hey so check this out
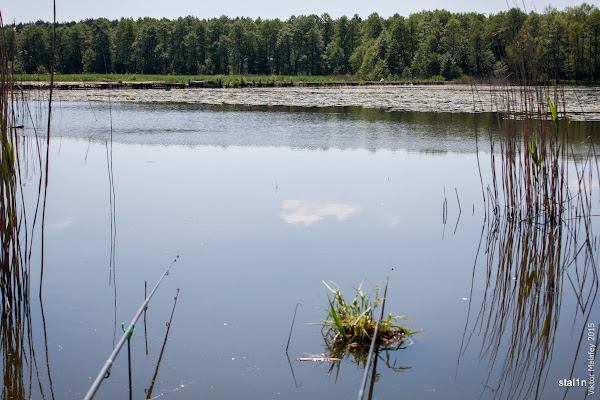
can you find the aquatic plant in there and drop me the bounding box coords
[1,15,34,400]
[1,12,25,314]
[320,281,413,347]
[0,12,57,399]
[310,280,414,392]
[463,36,599,399]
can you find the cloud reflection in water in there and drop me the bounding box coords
[47,216,74,234]
[281,200,360,226]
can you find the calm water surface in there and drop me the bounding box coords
[11,101,600,399]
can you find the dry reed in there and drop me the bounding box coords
[462,78,599,399]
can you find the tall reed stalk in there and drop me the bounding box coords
[0,14,28,315]
[0,13,56,400]
[1,14,32,400]
[462,52,599,398]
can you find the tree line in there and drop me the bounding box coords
[8,3,600,82]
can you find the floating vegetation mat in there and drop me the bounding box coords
[38,85,600,120]
[320,281,414,349]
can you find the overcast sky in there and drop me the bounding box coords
[1,0,594,24]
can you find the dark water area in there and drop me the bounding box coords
[6,102,600,399]
[45,101,492,153]
[41,101,597,156]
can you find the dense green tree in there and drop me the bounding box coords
[17,24,51,73]
[276,24,294,75]
[290,15,325,75]
[2,26,17,71]
[183,20,208,75]
[405,14,420,62]
[169,17,190,74]
[411,40,441,78]
[257,18,282,74]
[363,13,384,40]
[349,40,368,73]
[441,18,464,60]
[541,8,567,80]
[113,19,135,73]
[324,40,344,74]
[305,20,325,74]
[229,18,258,74]
[466,15,493,76]
[8,4,599,82]
[564,4,590,80]
[588,8,600,80]
[83,18,111,73]
[206,17,232,74]
[440,52,462,79]
[132,19,161,74]
[358,35,389,79]
[319,13,335,50]
[329,15,361,73]
[386,15,410,76]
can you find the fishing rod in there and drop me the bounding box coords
[357,276,389,400]
[83,256,179,400]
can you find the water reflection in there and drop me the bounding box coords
[1,300,56,399]
[10,98,600,399]
[290,333,411,399]
[46,216,74,233]
[321,335,411,378]
[21,101,600,157]
[281,200,361,226]
[1,303,30,400]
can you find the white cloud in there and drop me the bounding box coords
[281,200,360,226]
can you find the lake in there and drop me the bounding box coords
[6,92,600,400]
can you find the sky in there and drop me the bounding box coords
[1,0,596,24]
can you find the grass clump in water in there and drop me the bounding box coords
[320,281,414,348]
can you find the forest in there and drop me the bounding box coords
[6,3,600,82]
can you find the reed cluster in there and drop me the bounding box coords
[0,15,28,314]
[464,74,599,398]
[1,16,33,400]
[487,86,573,223]
[320,281,412,347]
